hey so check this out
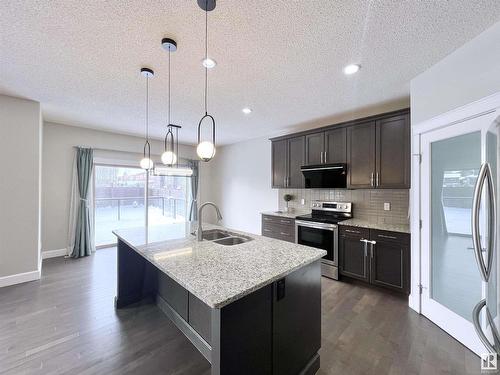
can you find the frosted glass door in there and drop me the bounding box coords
[430,132,482,320]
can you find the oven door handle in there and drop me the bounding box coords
[295,220,337,231]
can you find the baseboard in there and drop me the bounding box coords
[0,270,41,288]
[42,248,67,259]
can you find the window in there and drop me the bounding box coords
[94,164,191,247]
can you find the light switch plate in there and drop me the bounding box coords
[384,202,391,211]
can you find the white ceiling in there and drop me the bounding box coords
[1,1,499,145]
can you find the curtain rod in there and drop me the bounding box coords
[72,146,196,162]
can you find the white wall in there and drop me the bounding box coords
[42,122,200,253]
[411,21,500,124]
[0,95,42,282]
[205,137,278,234]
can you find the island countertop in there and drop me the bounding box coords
[113,223,326,309]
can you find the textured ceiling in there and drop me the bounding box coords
[1,1,499,145]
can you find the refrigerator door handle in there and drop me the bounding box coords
[472,163,495,282]
[473,299,499,354]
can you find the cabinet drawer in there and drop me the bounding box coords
[339,226,369,238]
[370,229,410,245]
[262,215,294,226]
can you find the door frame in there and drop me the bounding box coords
[411,92,500,354]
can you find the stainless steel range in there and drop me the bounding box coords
[295,201,352,280]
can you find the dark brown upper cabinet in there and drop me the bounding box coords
[324,128,347,164]
[271,108,410,190]
[376,114,410,188]
[272,136,304,188]
[272,139,287,188]
[305,132,324,165]
[287,136,305,188]
[305,128,347,166]
[347,122,376,188]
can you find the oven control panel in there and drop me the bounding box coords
[311,201,352,213]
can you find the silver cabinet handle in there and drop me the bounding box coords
[378,234,397,240]
[370,173,375,187]
[359,238,368,243]
[472,163,495,282]
[320,151,324,164]
[324,151,328,163]
[376,172,380,187]
[472,299,498,353]
[283,177,286,187]
[346,229,361,234]
[360,239,368,257]
[280,220,290,224]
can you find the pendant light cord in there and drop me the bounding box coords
[204,1,208,115]
[146,74,149,142]
[168,47,171,126]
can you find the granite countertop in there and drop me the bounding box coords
[260,210,309,219]
[338,219,410,234]
[113,223,326,309]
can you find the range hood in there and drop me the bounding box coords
[301,163,347,189]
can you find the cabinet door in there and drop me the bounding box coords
[272,139,287,188]
[370,241,409,293]
[376,114,410,188]
[305,132,324,165]
[287,136,305,188]
[347,122,376,188]
[339,235,369,282]
[324,127,346,164]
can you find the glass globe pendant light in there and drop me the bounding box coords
[140,67,154,170]
[161,38,179,166]
[196,0,217,162]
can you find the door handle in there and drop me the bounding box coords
[472,299,498,353]
[472,163,495,282]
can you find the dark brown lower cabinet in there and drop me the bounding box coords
[338,228,369,283]
[339,226,410,294]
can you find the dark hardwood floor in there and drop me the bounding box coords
[0,248,480,375]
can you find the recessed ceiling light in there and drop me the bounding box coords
[202,58,217,69]
[242,107,252,114]
[343,64,361,75]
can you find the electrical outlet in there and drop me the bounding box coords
[384,202,391,211]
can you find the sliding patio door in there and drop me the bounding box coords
[94,164,191,247]
[94,165,147,247]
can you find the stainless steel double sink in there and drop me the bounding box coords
[201,229,253,246]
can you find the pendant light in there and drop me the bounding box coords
[140,67,154,170]
[196,0,217,162]
[161,38,178,166]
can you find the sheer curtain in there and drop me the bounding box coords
[68,147,95,258]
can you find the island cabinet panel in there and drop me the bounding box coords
[347,121,377,189]
[272,139,287,188]
[261,214,295,243]
[158,273,189,320]
[324,127,347,164]
[376,114,410,188]
[305,132,324,165]
[273,260,321,375]
[339,226,410,294]
[189,293,212,344]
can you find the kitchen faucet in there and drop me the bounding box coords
[197,202,223,241]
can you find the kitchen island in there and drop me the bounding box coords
[113,223,326,375]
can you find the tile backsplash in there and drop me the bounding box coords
[278,189,409,225]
